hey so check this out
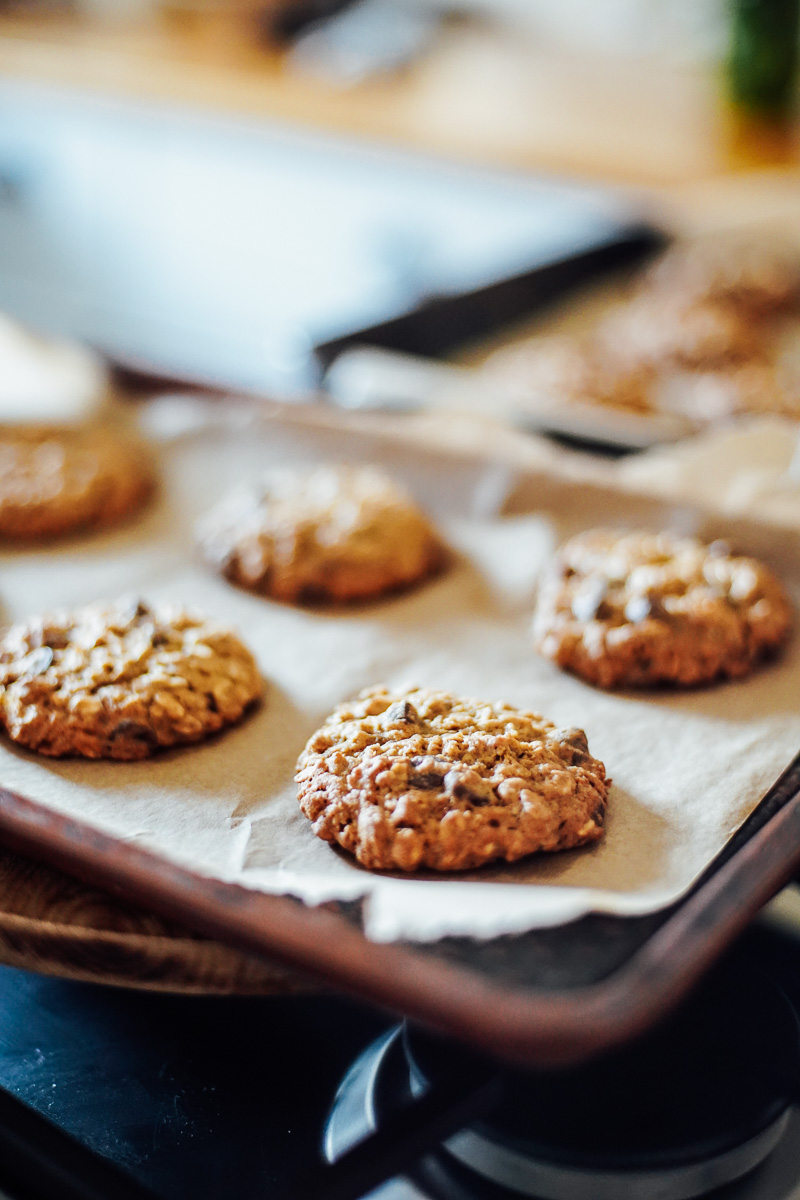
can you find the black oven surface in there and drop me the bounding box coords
[0,912,799,1200]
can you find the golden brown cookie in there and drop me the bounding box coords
[533,530,791,689]
[643,237,800,318]
[665,360,800,423]
[0,597,261,759]
[296,685,608,871]
[597,293,763,370]
[0,425,153,539]
[485,334,658,414]
[196,465,445,604]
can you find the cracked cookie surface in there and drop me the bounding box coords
[196,465,445,604]
[533,530,792,689]
[0,425,154,539]
[0,598,261,759]
[296,686,608,871]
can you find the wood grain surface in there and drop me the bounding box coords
[0,844,313,994]
[0,11,796,186]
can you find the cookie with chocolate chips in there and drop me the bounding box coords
[533,530,792,689]
[0,425,154,540]
[596,291,763,370]
[296,685,608,871]
[0,597,261,759]
[484,334,659,415]
[642,237,800,318]
[196,464,445,604]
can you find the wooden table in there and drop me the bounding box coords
[0,8,798,196]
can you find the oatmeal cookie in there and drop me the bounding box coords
[533,530,791,689]
[196,465,445,604]
[485,335,658,414]
[663,360,800,423]
[643,238,800,317]
[0,597,261,759]
[296,685,608,871]
[0,425,153,539]
[597,293,763,370]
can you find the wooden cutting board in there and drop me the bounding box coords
[0,845,314,994]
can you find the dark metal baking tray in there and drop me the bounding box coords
[0,443,797,1071]
[0,752,797,1070]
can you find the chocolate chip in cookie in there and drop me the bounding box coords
[195,464,445,604]
[533,529,791,688]
[0,597,261,759]
[296,685,609,871]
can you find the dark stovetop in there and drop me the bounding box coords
[0,970,390,1199]
[0,912,799,1200]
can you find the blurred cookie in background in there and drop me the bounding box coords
[641,235,800,319]
[0,313,155,539]
[0,425,155,540]
[196,463,446,604]
[481,235,800,436]
[656,357,800,425]
[595,291,764,371]
[484,334,659,416]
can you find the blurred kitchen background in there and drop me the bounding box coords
[0,0,800,491]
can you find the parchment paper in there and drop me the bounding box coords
[1,396,799,943]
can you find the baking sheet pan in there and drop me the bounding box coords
[0,398,799,1062]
